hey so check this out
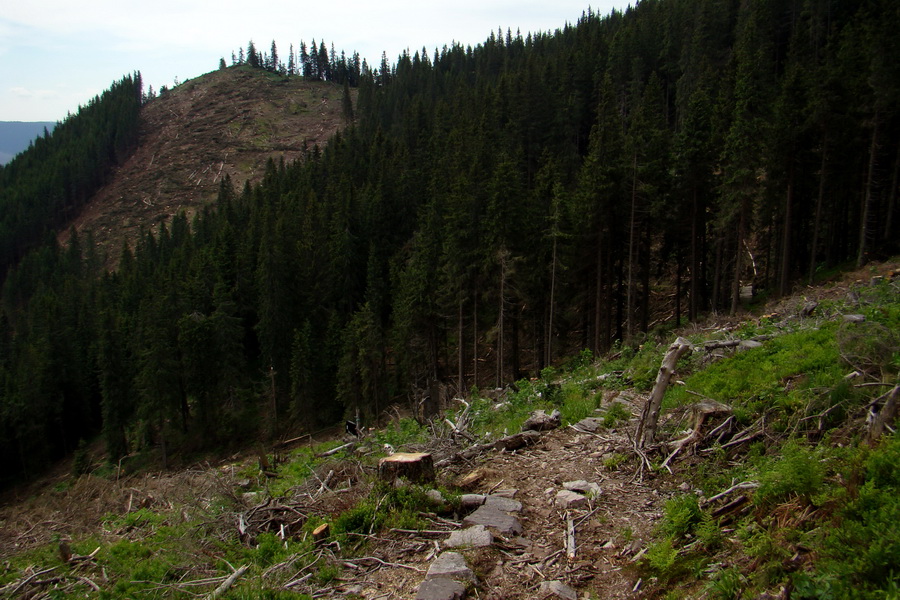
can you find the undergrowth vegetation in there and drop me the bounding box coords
[636,277,900,599]
[1,276,897,598]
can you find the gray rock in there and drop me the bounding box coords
[462,505,524,536]
[572,417,603,433]
[426,552,476,582]
[563,480,601,497]
[843,314,866,323]
[460,494,487,509]
[444,524,494,548]
[555,489,588,509]
[427,489,446,505]
[522,409,562,432]
[539,580,578,600]
[416,577,467,600]
[738,339,763,351]
[484,495,523,513]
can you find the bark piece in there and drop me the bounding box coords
[378,452,435,484]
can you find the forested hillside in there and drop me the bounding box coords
[1,0,898,486]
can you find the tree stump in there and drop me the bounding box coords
[378,452,435,484]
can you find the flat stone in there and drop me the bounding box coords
[443,524,494,548]
[484,495,523,512]
[460,494,487,509]
[555,489,588,509]
[416,577,467,600]
[843,314,866,323]
[572,417,603,433]
[426,552,476,582]
[563,480,602,497]
[491,488,519,498]
[462,505,523,536]
[539,580,578,600]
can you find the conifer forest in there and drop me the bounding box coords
[0,0,898,486]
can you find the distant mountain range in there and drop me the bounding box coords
[0,121,57,165]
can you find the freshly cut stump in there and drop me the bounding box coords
[378,452,435,483]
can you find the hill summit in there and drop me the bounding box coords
[63,67,351,265]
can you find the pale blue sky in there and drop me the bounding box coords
[0,1,626,122]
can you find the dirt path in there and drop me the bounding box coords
[334,403,682,600]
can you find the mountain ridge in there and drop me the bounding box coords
[0,121,56,165]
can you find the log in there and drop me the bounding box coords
[378,452,435,483]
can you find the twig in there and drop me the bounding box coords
[79,576,100,592]
[343,557,425,572]
[9,567,58,596]
[566,515,577,560]
[284,573,313,588]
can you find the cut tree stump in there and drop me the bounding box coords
[378,452,435,484]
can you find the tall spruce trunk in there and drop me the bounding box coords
[779,174,794,297]
[858,114,879,268]
[730,198,748,316]
[809,135,828,284]
[626,154,638,340]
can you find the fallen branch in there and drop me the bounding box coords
[207,564,249,599]
[317,442,354,458]
[702,481,759,506]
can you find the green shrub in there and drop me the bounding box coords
[645,537,679,576]
[602,402,631,427]
[660,494,702,539]
[755,441,824,506]
[706,567,746,600]
[794,435,900,599]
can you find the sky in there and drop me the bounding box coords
[0,0,627,122]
